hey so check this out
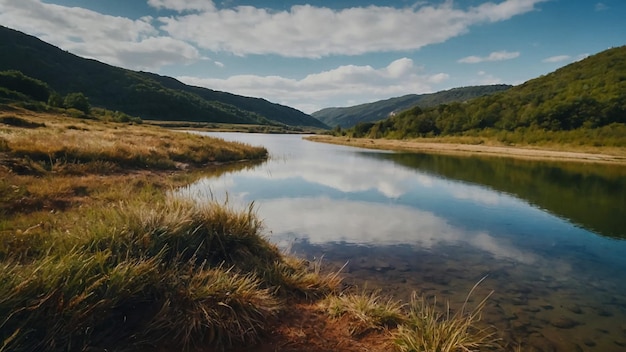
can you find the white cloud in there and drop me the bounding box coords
[458,50,520,64]
[595,2,608,11]
[147,0,216,12]
[0,0,545,109]
[575,53,590,61]
[475,71,503,84]
[0,0,203,70]
[158,0,547,58]
[258,197,538,264]
[177,58,449,113]
[542,55,571,63]
[542,53,589,64]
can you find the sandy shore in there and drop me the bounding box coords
[305,135,626,165]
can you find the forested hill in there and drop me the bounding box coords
[350,46,626,139]
[0,26,327,128]
[312,85,511,128]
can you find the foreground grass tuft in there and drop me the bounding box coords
[393,279,498,352]
[0,195,336,351]
[321,289,405,336]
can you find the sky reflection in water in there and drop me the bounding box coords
[181,133,625,269]
[180,132,626,350]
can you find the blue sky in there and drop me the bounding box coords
[0,0,624,113]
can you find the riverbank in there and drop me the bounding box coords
[305,135,626,165]
[0,106,519,351]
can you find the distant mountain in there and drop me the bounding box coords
[351,46,626,139]
[0,26,327,128]
[312,85,511,128]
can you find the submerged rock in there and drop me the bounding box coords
[550,316,580,329]
[582,338,596,347]
[565,304,583,314]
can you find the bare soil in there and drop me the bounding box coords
[233,302,392,352]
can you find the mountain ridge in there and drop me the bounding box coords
[312,85,512,128]
[344,45,626,140]
[0,26,328,128]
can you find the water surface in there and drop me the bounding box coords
[181,133,626,351]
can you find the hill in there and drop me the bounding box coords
[0,26,327,128]
[348,46,626,139]
[312,85,511,128]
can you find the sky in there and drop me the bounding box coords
[0,0,624,114]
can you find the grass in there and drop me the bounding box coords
[319,278,499,351]
[0,193,342,351]
[319,124,626,159]
[0,105,268,217]
[0,104,343,351]
[321,289,405,336]
[3,118,267,170]
[393,278,498,352]
[1,104,509,351]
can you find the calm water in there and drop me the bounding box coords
[181,133,626,352]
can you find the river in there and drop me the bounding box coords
[180,132,626,352]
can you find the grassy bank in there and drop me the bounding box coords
[0,195,343,351]
[1,105,515,351]
[306,135,626,165]
[0,105,342,351]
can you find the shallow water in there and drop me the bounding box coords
[181,133,626,351]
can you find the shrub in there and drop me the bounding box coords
[63,92,91,114]
[0,70,50,102]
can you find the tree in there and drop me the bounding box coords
[47,91,63,107]
[63,92,91,114]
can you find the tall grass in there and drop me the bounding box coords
[0,194,338,351]
[1,109,267,172]
[393,278,498,352]
[322,289,405,336]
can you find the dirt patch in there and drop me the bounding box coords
[233,302,392,352]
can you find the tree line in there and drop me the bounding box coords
[336,46,626,145]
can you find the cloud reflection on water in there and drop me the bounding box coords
[203,193,537,265]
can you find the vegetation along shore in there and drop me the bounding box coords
[305,135,626,165]
[1,79,514,351]
[315,46,626,165]
[1,27,624,352]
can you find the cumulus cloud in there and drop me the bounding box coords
[542,55,571,63]
[0,0,546,110]
[542,53,589,64]
[177,58,449,113]
[0,0,203,70]
[148,0,216,12]
[157,0,547,58]
[458,50,520,63]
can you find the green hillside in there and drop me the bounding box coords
[312,85,511,128]
[0,26,327,128]
[348,46,626,140]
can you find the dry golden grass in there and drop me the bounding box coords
[0,106,347,351]
[321,289,405,336]
[0,106,267,219]
[1,109,266,171]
